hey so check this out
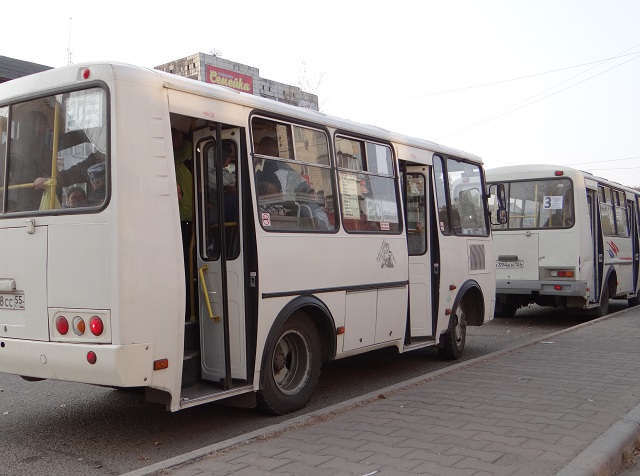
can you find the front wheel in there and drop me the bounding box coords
[438,306,467,360]
[257,314,322,415]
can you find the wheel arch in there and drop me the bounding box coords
[260,295,337,384]
[452,279,485,327]
[603,265,617,297]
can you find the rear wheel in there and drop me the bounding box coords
[257,314,322,415]
[495,302,517,318]
[438,305,467,360]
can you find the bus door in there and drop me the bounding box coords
[405,165,433,339]
[629,198,639,295]
[193,126,247,386]
[587,189,603,304]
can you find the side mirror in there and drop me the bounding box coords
[487,183,508,225]
[496,208,507,225]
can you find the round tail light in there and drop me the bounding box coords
[89,316,104,336]
[55,316,69,335]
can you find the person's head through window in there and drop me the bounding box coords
[87,162,106,203]
[66,187,88,208]
[256,136,279,157]
[222,142,237,191]
[22,110,49,140]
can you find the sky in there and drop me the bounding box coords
[5,0,640,185]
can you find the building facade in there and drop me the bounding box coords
[0,56,51,84]
[155,53,319,111]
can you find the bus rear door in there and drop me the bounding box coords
[194,126,248,387]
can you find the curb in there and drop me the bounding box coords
[121,309,631,476]
[556,403,640,476]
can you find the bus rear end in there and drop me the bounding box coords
[488,166,590,316]
[0,64,156,388]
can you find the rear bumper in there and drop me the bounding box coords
[496,279,588,297]
[0,338,153,387]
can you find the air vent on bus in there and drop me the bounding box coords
[469,244,486,271]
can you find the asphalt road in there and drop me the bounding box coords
[0,303,626,476]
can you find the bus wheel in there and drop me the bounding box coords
[628,296,639,307]
[438,306,467,360]
[495,302,517,318]
[257,314,322,415]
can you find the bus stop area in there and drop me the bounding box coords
[124,307,640,476]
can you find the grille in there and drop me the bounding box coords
[469,244,486,271]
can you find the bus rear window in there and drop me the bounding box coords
[492,178,574,230]
[0,87,108,215]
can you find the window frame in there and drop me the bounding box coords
[435,154,490,237]
[0,83,110,217]
[251,115,338,234]
[335,133,402,234]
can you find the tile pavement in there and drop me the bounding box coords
[124,307,640,476]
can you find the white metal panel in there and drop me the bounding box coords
[375,288,407,344]
[48,223,111,309]
[343,291,377,351]
[0,225,48,341]
[494,233,540,281]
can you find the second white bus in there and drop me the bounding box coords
[487,164,640,317]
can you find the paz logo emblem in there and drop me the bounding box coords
[377,240,396,269]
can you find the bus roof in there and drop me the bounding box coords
[0,61,484,164]
[486,164,636,193]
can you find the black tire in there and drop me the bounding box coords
[595,283,610,317]
[628,296,639,307]
[495,302,517,318]
[257,314,322,415]
[438,305,467,360]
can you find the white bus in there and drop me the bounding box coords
[487,164,640,317]
[0,62,504,413]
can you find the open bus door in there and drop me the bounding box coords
[192,125,248,388]
[630,197,639,302]
[587,189,603,305]
[404,164,435,340]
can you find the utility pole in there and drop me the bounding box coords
[67,18,73,65]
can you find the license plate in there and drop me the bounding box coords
[0,293,25,310]
[496,261,524,269]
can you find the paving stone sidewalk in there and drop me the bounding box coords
[126,308,640,476]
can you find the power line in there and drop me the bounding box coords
[437,50,640,140]
[372,51,640,105]
[565,156,640,166]
[586,166,640,171]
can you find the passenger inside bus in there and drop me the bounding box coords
[34,149,106,206]
[171,127,194,320]
[87,162,106,205]
[65,186,88,208]
[10,110,53,211]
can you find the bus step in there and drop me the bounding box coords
[184,320,200,353]
[182,351,200,388]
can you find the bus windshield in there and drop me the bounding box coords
[434,155,489,236]
[491,178,575,230]
[0,87,108,214]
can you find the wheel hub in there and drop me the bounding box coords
[273,344,287,373]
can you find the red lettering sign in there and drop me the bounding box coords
[205,65,254,94]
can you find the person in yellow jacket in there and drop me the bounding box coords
[171,127,194,319]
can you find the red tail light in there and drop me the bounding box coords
[56,316,69,335]
[89,316,104,336]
